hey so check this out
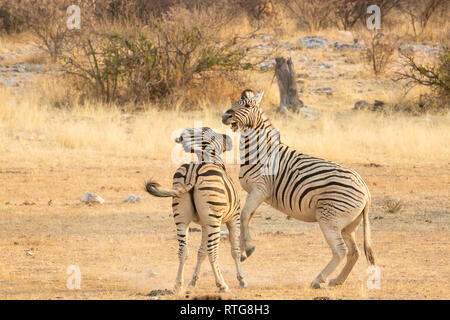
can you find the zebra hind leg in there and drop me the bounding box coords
[329,213,363,286]
[311,217,348,289]
[188,226,208,289]
[206,224,229,292]
[174,222,189,293]
[226,216,248,288]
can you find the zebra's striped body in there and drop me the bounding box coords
[145,127,246,292]
[222,90,375,288]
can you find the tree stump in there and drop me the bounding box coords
[275,57,303,113]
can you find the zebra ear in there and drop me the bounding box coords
[253,91,264,105]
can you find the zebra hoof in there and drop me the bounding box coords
[239,281,248,289]
[310,280,322,289]
[218,285,230,293]
[173,284,185,294]
[240,254,247,262]
[328,278,343,287]
[245,246,255,258]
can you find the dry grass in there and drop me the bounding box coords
[1,86,448,166]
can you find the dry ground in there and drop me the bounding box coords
[1,154,448,300]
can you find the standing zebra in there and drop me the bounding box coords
[145,127,247,293]
[221,89,375,289]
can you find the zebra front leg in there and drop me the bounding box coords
[226,216,248,288]
[240,190,266,261]
[311,219,347,289]
[206,224,229,292]
[188,226,208,288]
[174,223,189,293]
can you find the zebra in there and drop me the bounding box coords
[145,127,247,293]
[221,89,375,289]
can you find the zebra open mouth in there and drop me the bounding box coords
[230,121,238,132]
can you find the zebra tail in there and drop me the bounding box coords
[362,201,376,265]
[145,180,193,198]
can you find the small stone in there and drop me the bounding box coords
[315,87,333,95]
[298,36,329,49]
[124,194,141,203]
[80,192,104,204]
[300,107,320,120]
[147,270,158,277]
[319,62,334,69]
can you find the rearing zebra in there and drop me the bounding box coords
[145,127,247,293]
[221,89,375,289]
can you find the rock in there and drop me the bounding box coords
[24,63,44,73]
[398,42,439,54]
[319,62,333,69]
[315,87,333,95]
[353,100,385,112]
[261,34,273,41]
[332,40,362,51]
[353,100,372,110]
[258,59,276,71]
[147,270,158,277]
[298,36,329,49]
[300,107,320,120]
[0,78,19,87]
[80,192,104,204]
[374,100,385,107]
[124,194,141,203]
[276,100,305,116]
[147,289,173,297]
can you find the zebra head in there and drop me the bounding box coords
[222,89,264,132]
[175,127,232,163]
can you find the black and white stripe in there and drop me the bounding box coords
[145,127,246,292]
[222,89,375,289]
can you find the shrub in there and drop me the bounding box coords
[5,0,93,60]
[400,0,447,38]
[361,32,397,76]
[281,0,333,31]
[61,6,255,104]
[396,46,449,98]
